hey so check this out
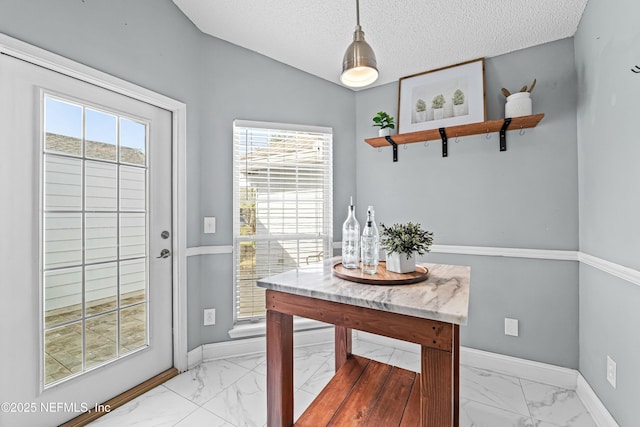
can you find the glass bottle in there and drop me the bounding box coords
[361,206,379,274]
[341,197,360,268]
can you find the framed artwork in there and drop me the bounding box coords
[398,58,486,133]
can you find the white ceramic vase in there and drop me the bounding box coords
[433,108,444,120]
[379,128,391,137]
[385,252,416,274]
[505,92,532,118]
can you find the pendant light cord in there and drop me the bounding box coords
[356,0,361,26]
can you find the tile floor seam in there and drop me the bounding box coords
[198,368,256,409]
[461,395,534,419]
[517,377,535,419]
[170,405,201,427]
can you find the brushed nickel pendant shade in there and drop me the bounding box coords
[340,0,378,88]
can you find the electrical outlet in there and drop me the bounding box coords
[504,318,519,336]
[204,308,216,326]
[606,355,617,388]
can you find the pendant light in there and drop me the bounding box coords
[340,0,378,88]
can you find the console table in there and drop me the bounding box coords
[258,260,470,427]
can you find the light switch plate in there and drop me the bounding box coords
[505,318,519,336]
[204,217,216,234]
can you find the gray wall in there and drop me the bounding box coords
[574,0,640,424]
[4,6,639,422]
[0,0,356,350]
[354,38,580,368]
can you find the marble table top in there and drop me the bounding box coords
[257,258,470,325]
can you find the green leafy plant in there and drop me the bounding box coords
[380,222,434,259]
[372,111,395,130]
[415,99,426,113]
[432,94,445,109]
[452,89,465,106]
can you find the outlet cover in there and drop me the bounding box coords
[204,308,216,326]
[505,318,519,336]
[606,355,617,388]
[204,217,216,234]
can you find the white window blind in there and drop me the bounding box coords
[233,120,333,321]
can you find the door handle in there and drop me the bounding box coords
[156,249,171,259]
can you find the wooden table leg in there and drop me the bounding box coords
[334,326,352,372]
[266,310,294,427]
[421,345,453,426]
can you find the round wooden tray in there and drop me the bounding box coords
[332,261,429,285]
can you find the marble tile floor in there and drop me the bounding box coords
[89,339,597,427]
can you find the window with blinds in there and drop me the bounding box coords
[233,120,333,321]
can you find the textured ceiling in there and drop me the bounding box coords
[172,0,588,90]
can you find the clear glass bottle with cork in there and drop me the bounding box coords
[361,206,379,274]
[341,197,360,269]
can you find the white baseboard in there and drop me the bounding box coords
[187,346,203,370]
[576,374,620,427]
[460,346,578,390]
[187,327,334,369]
[355,331,578,389]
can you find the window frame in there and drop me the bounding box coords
[232,119,333,325]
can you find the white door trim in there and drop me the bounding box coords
[0,33,189,372]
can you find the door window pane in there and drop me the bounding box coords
[120,213,146,259]
[44,213,82,269]
[120,118,146,165]
[120,166,146,211]
[85,312,118,368]
[45,322,83,383]
[86,161,117,211]
[44,268,82,327]
[85,108,117,161]
[85,213,117,263]
[44,155,82,211]
[45,97,82,156]
[120,258,146,306]
[120,304,146,354]
[85,263,118,315]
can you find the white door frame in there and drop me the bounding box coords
[0,33,189,372]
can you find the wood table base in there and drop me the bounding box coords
[265,290,460,427]
[296,355,418,427]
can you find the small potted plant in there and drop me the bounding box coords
[452,89,465,117]
[372,111,395,137]
[380,222,434,274]
[431,94,446,120]
[415,99,427,123]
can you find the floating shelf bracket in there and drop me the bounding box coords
[439,128,448,158]
[499,118,512,152]
[385,136,398,162]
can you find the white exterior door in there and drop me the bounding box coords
[0,52,173,426]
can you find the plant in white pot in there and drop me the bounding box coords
[380,222,434,274]
[372,111,395,137]
[452,89,465,117]
[431,94,446,120]
[415,99,427,122]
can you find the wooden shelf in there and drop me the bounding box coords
[295,355,420,426]
[365,113,544,148]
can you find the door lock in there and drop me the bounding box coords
[156,249,171,259]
